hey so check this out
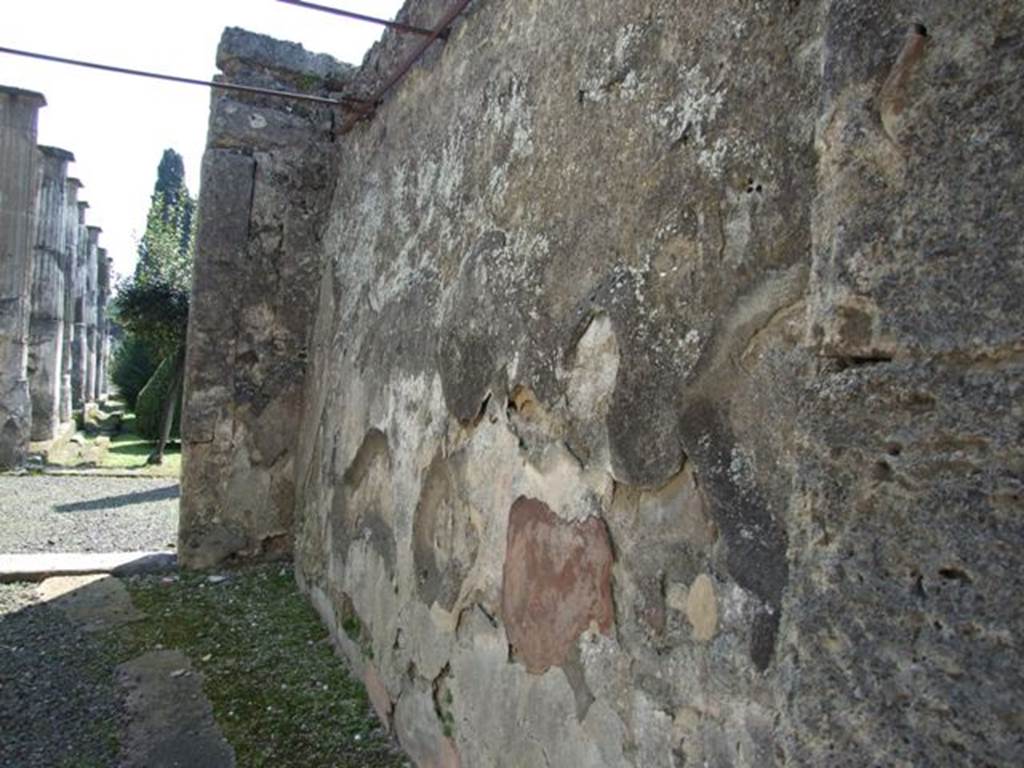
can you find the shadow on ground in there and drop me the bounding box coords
[0,582,122,767]
[53,484,181,513]
[0,565,405,767]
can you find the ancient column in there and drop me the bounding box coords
[0,86,46,468]
[71,200,89,410]
[28,146,73,441]
[95,248,110,401]
[60,178,82,422]
[84,225,100,404]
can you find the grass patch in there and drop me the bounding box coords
[103,413,181,475]
[48,410,180,477]
[111,564,403,768]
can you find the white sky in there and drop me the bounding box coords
[2,0,405,281]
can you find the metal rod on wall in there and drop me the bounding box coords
[276,0,439,37]
[340,0,475,132]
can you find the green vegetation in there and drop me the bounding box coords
[135,357,182,441]
[435,682,455,739]
[109,336,160,411]
[103,413,181,475]
[441,703,455,739]
[50,409,180,476]
[137,148,195,293]
[111,565,403,767]
[341,614,362,638]
[113,148,196,465]
[296,72,320,93]
[340,612,375,660]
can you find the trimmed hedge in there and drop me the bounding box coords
[135,355,182,440]
[109,335,159,410]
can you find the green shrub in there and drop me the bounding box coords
[109,335,159,410]
[135,355,182,440]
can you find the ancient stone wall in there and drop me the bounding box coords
[0,86,46,468]
[179,29,352,567]
[28,145,73,441]
[183,2,1023,764]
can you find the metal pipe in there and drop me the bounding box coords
[340,0,475,132]
[0,46,368,106]
[276,0,438,37]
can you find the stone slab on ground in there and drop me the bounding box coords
[0,550,177,582]
[36,574,142,632]
[116,649,236,768]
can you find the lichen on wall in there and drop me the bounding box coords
[183,1,1024,764]
[180,28,352,567]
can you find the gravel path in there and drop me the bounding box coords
[0,475,179,554]
[0,582,121,767]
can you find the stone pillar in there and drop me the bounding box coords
[179,28,350,567]
[95,249,110,401]
[84,225,100,404]
[60,178,82,423]
[0,86,46,468]
[71,200,89,410]
[28,146,73,441]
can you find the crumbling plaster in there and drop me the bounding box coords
[181,1,1024,765]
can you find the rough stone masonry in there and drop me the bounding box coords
[180,2,1024,765]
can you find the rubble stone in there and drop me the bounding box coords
[181,3,1024,764]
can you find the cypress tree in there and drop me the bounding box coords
[115,148,196,464]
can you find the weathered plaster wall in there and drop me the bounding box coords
[28,145,73,440]
[289,1,1023,765]
[0,86,46,468]
[182,1,1023,764]
[179,29,352,567]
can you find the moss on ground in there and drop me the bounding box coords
[111,564,404,767]
[103,413,181,475]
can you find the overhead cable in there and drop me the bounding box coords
[0,46,365,106]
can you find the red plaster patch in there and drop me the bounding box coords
[363,663,392,731]
[436,735,461,768]
[500,496,614,674]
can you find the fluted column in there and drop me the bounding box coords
[0,86,46,468]
[28,146,73,440]
[84,225,100,404]
[95,248,110,401]
[71,200,89,410]
[60,178,82,422]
